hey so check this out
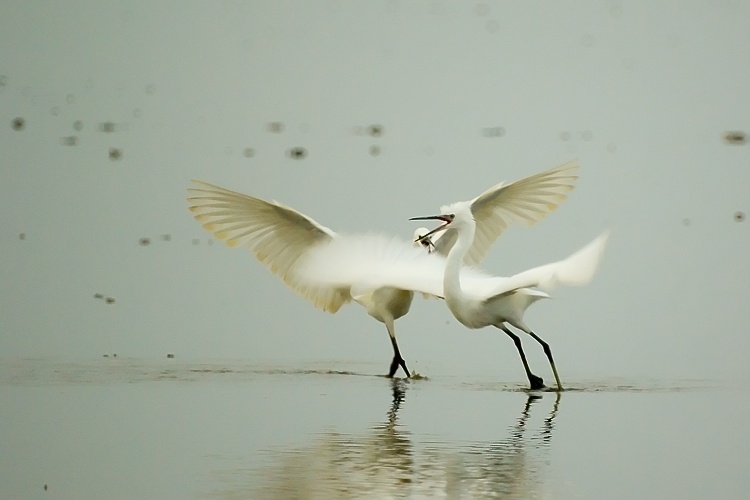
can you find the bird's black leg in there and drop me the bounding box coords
[500,325,545,390]
[527,330,563,391]
[388,334,411,378]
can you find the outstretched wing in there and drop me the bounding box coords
[433,159,579,266]
[187,180,351,313]
[469,230,610,301]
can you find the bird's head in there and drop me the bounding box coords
[409,202,472,245]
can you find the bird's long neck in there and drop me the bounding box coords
[443,221,474,316]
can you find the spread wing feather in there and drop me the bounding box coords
[188,180,350,312]
[432,159,579,266]
[187,181,490,313]
[475,230,610,301]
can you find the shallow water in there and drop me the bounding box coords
[1,359,747,499]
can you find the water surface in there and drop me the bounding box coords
[1,358,747,499]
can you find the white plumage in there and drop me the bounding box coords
[186,160,595,381]
[411,202,609,390]
[427,159,579,266]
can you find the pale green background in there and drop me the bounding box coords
[2,2,750,499]
[3,1,748,381]
[0,1,750,386]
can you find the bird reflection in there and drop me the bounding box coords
[220,382,561,499]
[349,377,414,488]
[452,393,561,498]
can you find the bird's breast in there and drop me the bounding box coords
[353,287,414,322]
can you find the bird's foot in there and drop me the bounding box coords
[528,374,545,390]
[388,356,410,378]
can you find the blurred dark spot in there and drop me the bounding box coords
[94,293,104,299]
[192,238,200,245]
[485,19,500,33]
[51,106,60,116]
[145,83,157,95]
[98,122,116,133]
[473,3,489,16]
[243,147,255,158]
[368,124,384,137]
[161,234,171,241]
[105,297,115,304]
[66,94,75,104]
[0,75,7,87]
[734,211,745,222]
[109,147,123,160]
[12,117,25,130]
[113,353,117,358]
[19,233,25,240]
[267,122,285,133]
[73,120,83,131]
[560,131,572,141]
[103,354,109,358]
[482,126,505,137]
[287,147,308,159]
[369,145,381,156]
[682,218,691,227]
[60,136,78,146]
[44,484,47,491]
[133,108,142,119]
[139,237,151,246]
[167,353,175,359]
[723,131,746,145]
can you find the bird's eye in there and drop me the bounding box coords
[448,214,455,221]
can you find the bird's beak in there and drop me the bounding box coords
[409,215,452,243]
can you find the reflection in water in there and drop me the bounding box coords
[211,380,561,499]
[454,393,560,498]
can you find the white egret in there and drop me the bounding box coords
[416,160,580,267]
[187,161,578,377]
[411,205,609,390]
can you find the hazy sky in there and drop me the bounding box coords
[1,1,749,383]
